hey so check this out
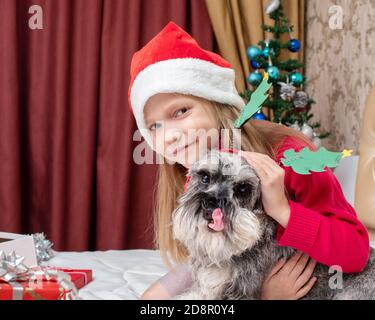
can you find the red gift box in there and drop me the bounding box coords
[0,268,93,300]
[0,280,70,300]
[57,268,93,290]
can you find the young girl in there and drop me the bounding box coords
[128,21,370,299]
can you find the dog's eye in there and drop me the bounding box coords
[200,172,210,184]
[234,182,251,195]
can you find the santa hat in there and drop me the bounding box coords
[128,21,245,148]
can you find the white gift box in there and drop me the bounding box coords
[0,232,38,267]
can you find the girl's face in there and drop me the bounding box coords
[144,93,220,169]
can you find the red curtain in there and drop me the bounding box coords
[0,0,215,251]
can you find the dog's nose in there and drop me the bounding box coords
[203,197,219,209]
[202,197,227,221]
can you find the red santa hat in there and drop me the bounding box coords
[128,21,245,148]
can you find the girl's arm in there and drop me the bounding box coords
[140,262,193,299]
[276,161,370,273]
[140,279,172,300]
[141,257,316,300]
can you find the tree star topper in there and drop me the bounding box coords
[280,147,353,175]
[234,72,273,128]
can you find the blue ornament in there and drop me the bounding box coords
[247,46,262,59]
[247,72,262,86]
[252,110,267,120]
[289,72,303,85]
[262,46,270,58]
[266,66,279,80]
[289,39,301,52]
[250,59,261,69]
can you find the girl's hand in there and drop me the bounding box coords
[260,251,317,300]
[238,150,290,227]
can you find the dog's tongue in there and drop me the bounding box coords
[208,208,224,232]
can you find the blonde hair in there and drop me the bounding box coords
[151,97,317,269]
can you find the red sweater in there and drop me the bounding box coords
[274,136,370,273]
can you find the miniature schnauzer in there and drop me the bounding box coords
[171,150,375,299]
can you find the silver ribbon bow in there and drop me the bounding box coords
[0,251,29,282]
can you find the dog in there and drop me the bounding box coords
[171,150,375,299]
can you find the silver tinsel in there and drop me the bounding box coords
[278,81,296,101]
[293,91,309,108]
[32,233,55,263]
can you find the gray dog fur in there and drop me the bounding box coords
[171,150,375,300]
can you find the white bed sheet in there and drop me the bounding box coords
[44,241,375,300]
[43,249,168,300]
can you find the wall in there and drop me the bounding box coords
[305,0,375,153]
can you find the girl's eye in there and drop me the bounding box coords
[174,107,188,117]
[149,122,162,131]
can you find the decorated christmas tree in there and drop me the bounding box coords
[242,0,330,148]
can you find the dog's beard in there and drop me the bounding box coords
[171,150,264,267]
[172,202,262,266]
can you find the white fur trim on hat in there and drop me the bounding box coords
[130,58,245,148]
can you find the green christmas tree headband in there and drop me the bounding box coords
[234,72,353,175]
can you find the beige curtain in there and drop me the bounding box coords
[205,0,305,119]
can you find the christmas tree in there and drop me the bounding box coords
[242,0,330,148]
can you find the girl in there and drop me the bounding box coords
[128,22,370,299]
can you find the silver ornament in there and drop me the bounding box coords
[265,0,281,14]
[301,123,313,139]
[278,81,296,101]
[288,121,301,131]
[293,91,309,108]
[313,136,321,148]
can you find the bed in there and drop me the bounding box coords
[45,243,375,300]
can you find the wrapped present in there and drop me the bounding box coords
[0,277,76,300]
[0,251,80,300]
[46,267,92,290]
